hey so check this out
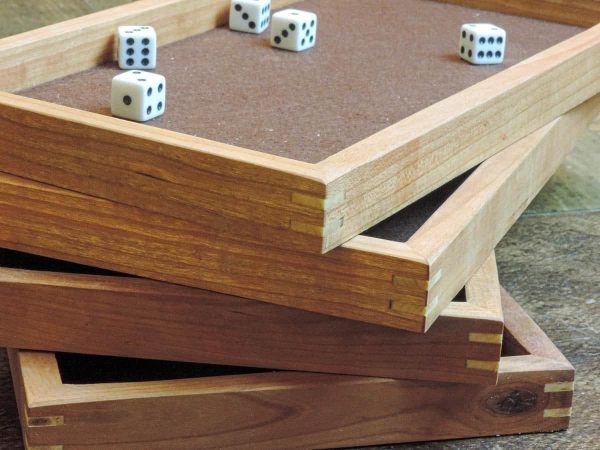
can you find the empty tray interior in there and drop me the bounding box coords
[52,324,514,385]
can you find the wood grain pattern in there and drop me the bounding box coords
[438,0,600,27]
[0,251,502,385]
[320,22,600,251]
[0,0,596,262]
[410,94,600,329]
[8,290,574,449]
[0,0,598,331]
[1,96,596,332]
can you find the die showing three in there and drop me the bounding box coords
[271,9,317,52]
[111,70,166,122]
[229,0,271,34]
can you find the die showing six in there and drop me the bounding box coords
[118,26,157,69]
[459,23,506,65]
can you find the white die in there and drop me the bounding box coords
[229,0,271,34]
[118,26,157,69]
[111,70,166,122]
[271,9,317,52]
[459,23,506,65]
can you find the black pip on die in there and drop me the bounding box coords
[118,26,157,69]
[459,23,506,65]
[229,0,271,34]
[111,70,166,122]
[271,9,317,52]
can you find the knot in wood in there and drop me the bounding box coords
[486,389,537,415]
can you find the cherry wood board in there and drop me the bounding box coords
[8,289,574,449]
[0,248,503,385]
[1,91,597,333]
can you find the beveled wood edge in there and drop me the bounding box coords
[500,288,572,365]
[443,252,503,323]
[0,91,322,184]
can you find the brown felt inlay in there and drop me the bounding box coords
[20,0,582,163]
[363,169,472,241]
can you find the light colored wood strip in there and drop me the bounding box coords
[544,408,572,418]
[437,0,600,28]
[466,360,499,372]
[545,381,575,393]
[27,416,64,428]
[469,333,503,345]
[320,24,600,251]
[26,445,63,450]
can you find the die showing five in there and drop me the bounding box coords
[271,9,317,52]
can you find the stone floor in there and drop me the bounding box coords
[0,2,598,448]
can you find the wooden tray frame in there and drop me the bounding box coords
[0,251,503,385]
[8,289,574,449]
[1,90,597,333]
[438,0,600,27]
[2,0,600,256]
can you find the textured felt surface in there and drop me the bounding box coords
[20,0,582,163]
[363,170,472,241]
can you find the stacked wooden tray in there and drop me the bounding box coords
[9,290,575,449]
[0,0,595,447]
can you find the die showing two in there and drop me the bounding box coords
[112,25,166,122]
[229,0,317,52]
